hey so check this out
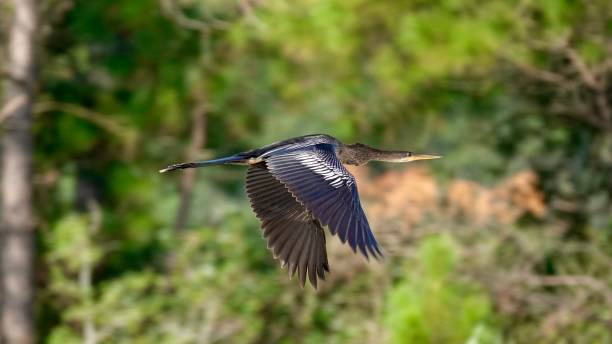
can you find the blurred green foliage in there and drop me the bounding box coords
[1,0,611,342]
[385,235,498,343]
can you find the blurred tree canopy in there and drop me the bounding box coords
[1,0,611,342]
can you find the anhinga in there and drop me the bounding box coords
[160,134,440,288]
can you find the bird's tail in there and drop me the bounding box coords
[159,154,249,173]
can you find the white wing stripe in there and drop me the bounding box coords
[294,152,353,188]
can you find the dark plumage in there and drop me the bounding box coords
[160,134,440,288]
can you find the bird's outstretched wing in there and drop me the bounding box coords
[265,144,383,259]
[246,163,329,288]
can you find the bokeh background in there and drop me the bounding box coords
[1,0,612,342]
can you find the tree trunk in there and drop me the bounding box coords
[174,98,207,232]
[0,0,38,342]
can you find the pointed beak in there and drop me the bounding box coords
[406,154,442,162]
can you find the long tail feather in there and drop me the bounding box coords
[159,155,247,173]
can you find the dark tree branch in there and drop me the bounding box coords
[159,0,231,33]
[33,101,138,157]
[506,36,612,131]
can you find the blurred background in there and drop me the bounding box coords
[1,0,611,343]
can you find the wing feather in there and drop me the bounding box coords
[246,163,329,288]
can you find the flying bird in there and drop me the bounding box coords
[160,134,440,288]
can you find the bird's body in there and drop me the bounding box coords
[161,134,439,288]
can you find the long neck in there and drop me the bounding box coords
[366,149,410,162]
[338,143,409,165]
